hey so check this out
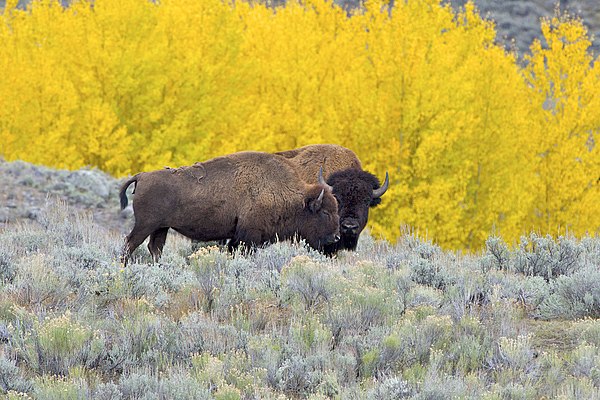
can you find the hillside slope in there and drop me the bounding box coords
[0,159,131,234]
[2,0,598,57]
[0,193,600,397]
[449,0,600,56]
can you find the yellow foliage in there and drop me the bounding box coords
[524,15,600,238]
[0,0,598,249]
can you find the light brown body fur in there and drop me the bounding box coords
[276,144,362,181]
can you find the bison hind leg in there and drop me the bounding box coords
[121,224,156,265]
[148,227,169,263]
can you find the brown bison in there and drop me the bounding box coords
[119,151,340,263]
[276,144,389,255]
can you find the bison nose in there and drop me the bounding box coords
[341,220,359,234]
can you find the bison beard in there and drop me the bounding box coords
[119,151,340,264]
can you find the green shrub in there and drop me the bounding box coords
[538,266,600,319]
[514,234,582,280]
[283,256,332,310]
[0,354,32,393]
[33,375,89,400]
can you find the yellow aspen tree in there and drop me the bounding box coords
[349,1,539,249]
[524,15,600,237]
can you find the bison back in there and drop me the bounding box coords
[275,144,362,183]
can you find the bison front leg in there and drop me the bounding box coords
[227,237,254,254]
[227,238,240,253]
[231,226,264,254]
[148,227,169,263]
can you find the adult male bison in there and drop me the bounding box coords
[276,144,389,255]
[119,151,340,263]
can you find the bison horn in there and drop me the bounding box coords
[318,167,333,191]
[372,172,389,198]
[317,188,325,202]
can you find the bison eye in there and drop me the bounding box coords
[322,210,334,219]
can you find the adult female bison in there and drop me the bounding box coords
[119,151,340,263]
[276,144,389,255]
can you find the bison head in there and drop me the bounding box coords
[299,182,341,252]
[323,168,389,255]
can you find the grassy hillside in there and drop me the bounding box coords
[1,200,600,399]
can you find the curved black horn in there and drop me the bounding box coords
[372,172,389,198]
[318,167,333,191]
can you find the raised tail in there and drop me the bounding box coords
[119,175,138,210]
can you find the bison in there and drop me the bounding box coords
[276,144,389,255]
[119,151,340,264]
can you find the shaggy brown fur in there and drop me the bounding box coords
[276,144,362,181]
[119,151,340,263]
[275,144,388,255]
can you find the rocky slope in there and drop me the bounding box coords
[335,0,600,58]
[2,0,598,57]
[448,0,600,57]
[0,159,132,234]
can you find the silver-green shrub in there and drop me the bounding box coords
[366,375,413,399]
[0,246,16,284]
[538,266,600,319]
[92,382,123,400]
[275,354,324,397]
[409,255,451,290]
[283,256,332,310]
[514,233,582,280]
[0,354,32,394]
[482,235,510,272]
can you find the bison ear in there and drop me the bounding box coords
[306,188,325,213]
[370,197,382,207]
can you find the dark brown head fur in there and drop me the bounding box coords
[323,169,386,254]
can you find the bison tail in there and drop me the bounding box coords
[119,175,138,210]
